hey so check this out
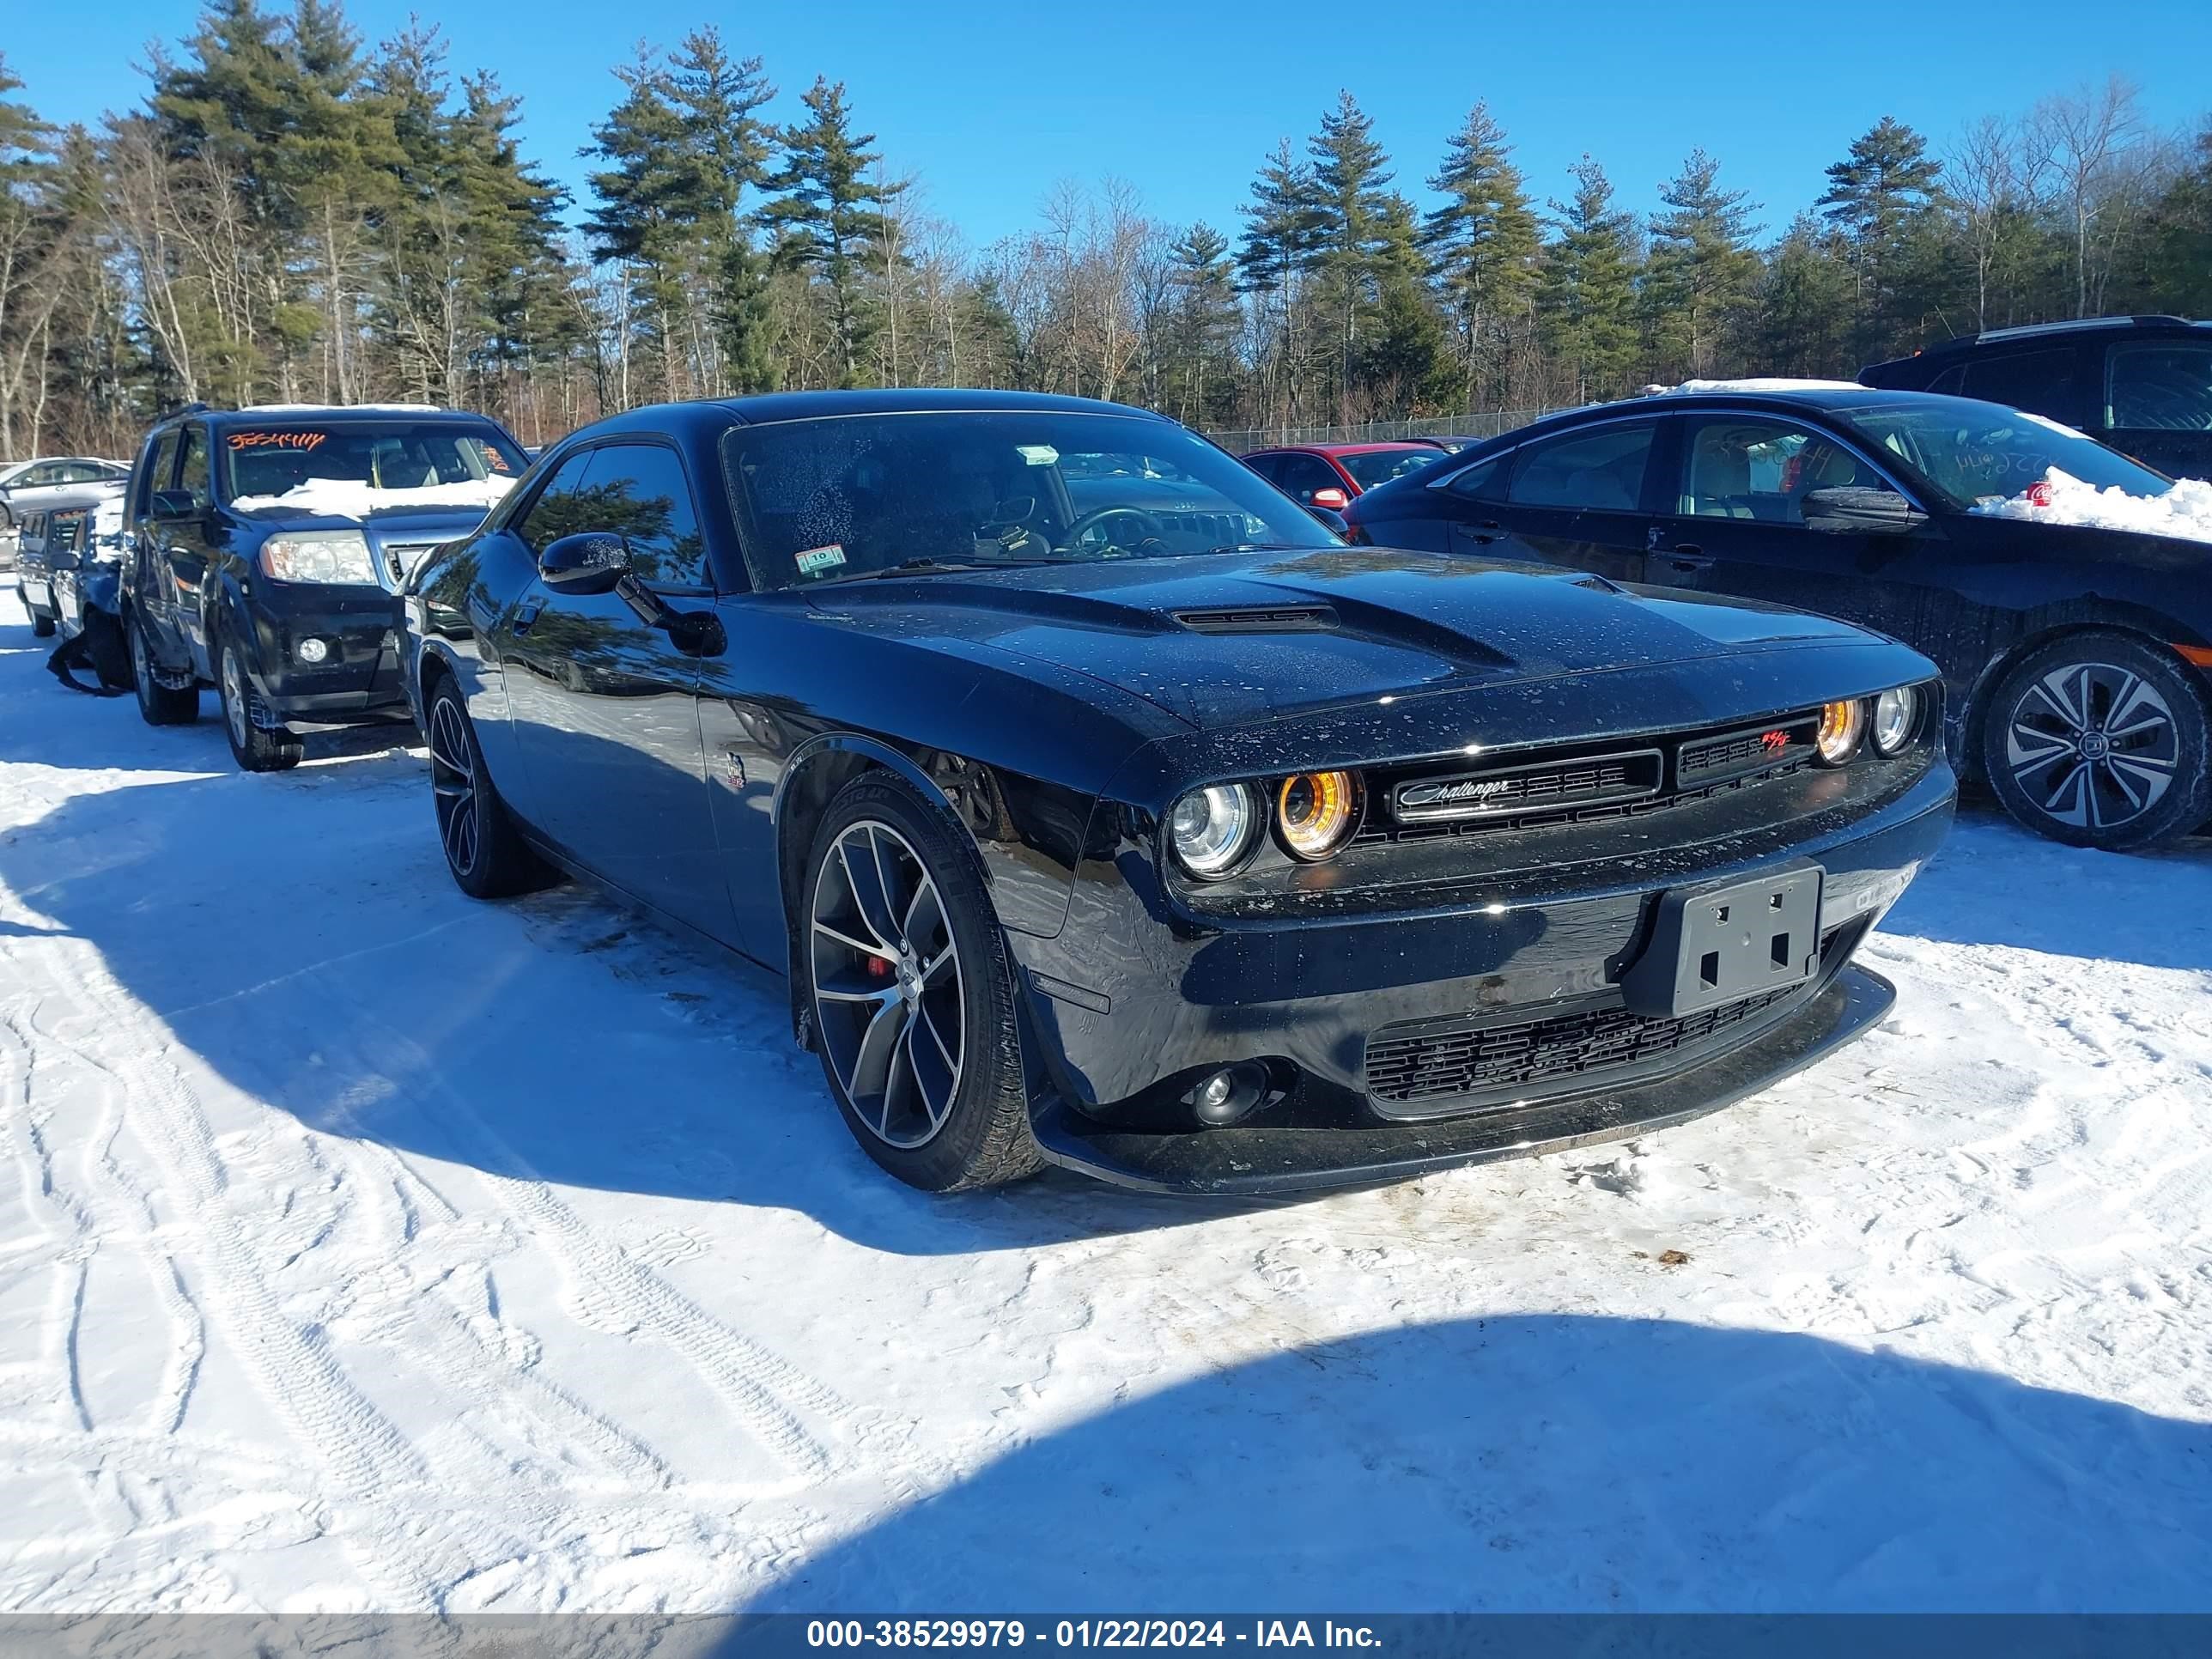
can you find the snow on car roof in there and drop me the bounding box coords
[1650,378,1872,397]
[236,403,451,416]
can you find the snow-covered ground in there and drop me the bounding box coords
[0,590,2208,1615]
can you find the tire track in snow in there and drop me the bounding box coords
[0,927,483,1613]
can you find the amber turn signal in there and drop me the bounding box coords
[1814,699,1865,766]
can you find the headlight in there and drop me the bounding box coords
[259,530,378,585]
[1869,685,1919,756]
[1168,783,1260,878]
[1275,769,1360,860]
[1814,698,1864,765]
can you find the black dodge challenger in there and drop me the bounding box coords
[401,391,1955,1195]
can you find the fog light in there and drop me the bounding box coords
[1187,1061,1269,1127]
[296,636,329,665]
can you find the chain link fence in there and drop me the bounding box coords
[1205,410,1557,453]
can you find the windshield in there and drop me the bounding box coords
[220,421,526,505]
[1840,399,2172,508]
[1339,447,1444,489]
[721,411,1339,588]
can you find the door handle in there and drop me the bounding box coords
[513,594,546,635]
[1660,544,1713,574]
[1452,519,1504,546]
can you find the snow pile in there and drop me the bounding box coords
[1971,466,2212,544]
[230,476,515,519]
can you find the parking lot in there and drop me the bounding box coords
[0,588,2206,1613]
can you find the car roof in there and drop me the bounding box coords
[1256,441,1436,457]
[717,389,1170,426]
[150,404,509,431]
[1863,315,2211,380]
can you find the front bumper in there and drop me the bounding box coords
[1033,965,1895,1194]
[242,586,410,726]
[1007,758,1954,1194]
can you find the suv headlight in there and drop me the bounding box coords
[260,530,378,585]
[1168,783,1261,878]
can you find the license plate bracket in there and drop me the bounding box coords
[1621,863,1824,1019]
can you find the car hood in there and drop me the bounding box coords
[806,544,1892,727]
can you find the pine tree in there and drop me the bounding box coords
[1644,149,1762,380]
[665,28,777,393]
[1164,222,1242,426]
[581,48,694,398]
[0,54,64,453]
[1537,156,1639,403]
[1752,213,1856,377]
[1423,101,1539,411]
[1306,92,1394,417]
[1360,195,1453,415]
[1816,115,1943,360]
[1233,138,1323,422]
[763,77,902,386]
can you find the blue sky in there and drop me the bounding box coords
[9,0,2211,251]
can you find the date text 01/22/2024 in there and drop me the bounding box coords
[804,1620,1383,1649]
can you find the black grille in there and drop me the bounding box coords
[1364,984,1801,1108]
[1391,749,1662,823]
[1679,716,1818,785]
[1358,708,1827,842]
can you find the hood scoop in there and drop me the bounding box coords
[1170,604,1340,635]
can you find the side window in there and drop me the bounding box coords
[2106,343,2212,433]
[1924,364,1966,397]
[1960,349,2079,422]
[581,443,709,588]
[1507,423,1656,512]
[1445,454,1507,501]
[514,450,602,554]
[1676,417,1884,523]
[177,428,212,509]
[1274,454,1340,504]
[139,432,181,514]
[1243,453,1281,484]
[20,463,64,485]
[61,461,105,483]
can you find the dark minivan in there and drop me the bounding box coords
[121,403,528,771]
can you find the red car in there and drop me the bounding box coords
[1242,442,1446,510]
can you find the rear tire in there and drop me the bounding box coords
[217,634,302,773]
[425,676,551,899]
[1981,629,2212,850]
[800,774,1042,1193]
[31,610,54,639]
[130,611,198,726]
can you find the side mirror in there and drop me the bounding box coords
[539,532,629,596]
[1306,506,1350,537]
[149,489,201,521]
[1310,486,1350,512]
[1800,486,1927,536]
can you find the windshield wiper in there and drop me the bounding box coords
[1196,541,1314,557]
[820,556,1059,584]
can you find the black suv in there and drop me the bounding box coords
[1863,315,2212,479]
[121,404,529,770]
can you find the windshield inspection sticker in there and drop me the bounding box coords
[796,544,848,576]
[1016,445,1060,466]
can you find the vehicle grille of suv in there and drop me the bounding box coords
[382,542,441,583]
[1364,984,1801,1110]
[1357,710,1823,842]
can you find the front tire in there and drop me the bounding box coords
[30,609,54,639]
[425,676,550,899]
[130,612,199,726]
[1982,630,2212,850]
[217,635,302,773]
[801,775,1042,1192]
